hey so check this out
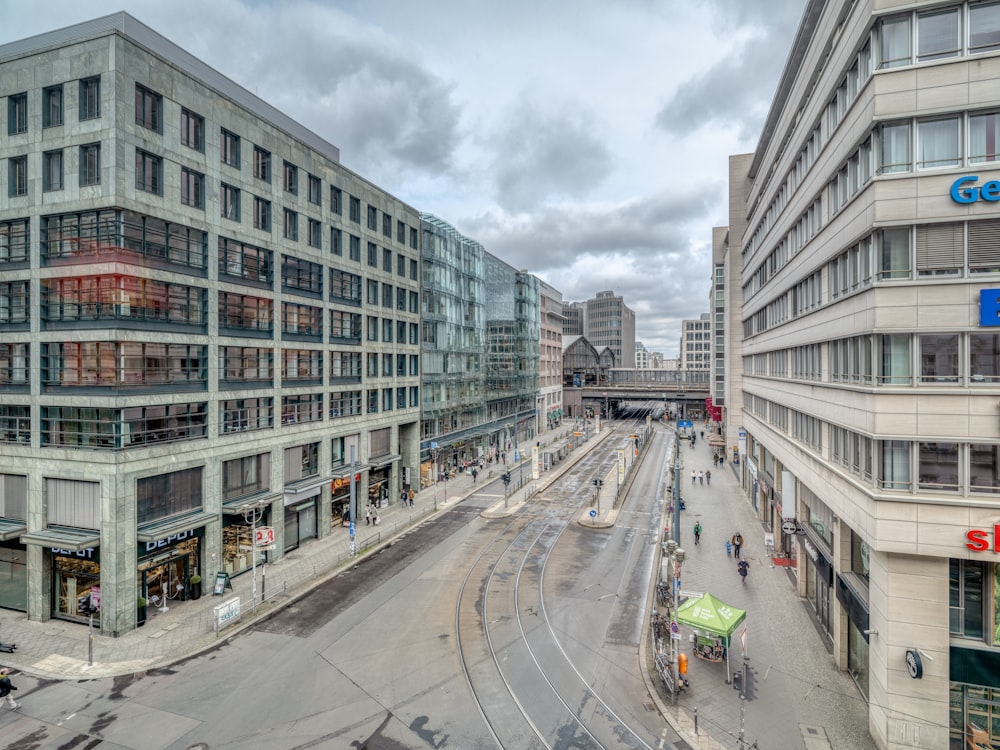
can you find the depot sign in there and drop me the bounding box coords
[966,525,1000,552]
[951,175,1000,204]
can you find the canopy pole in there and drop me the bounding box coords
[726,639,731,684]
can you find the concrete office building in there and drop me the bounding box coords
[723,1,1000,747]
[679,313,711,371]
[0,13,421,635]
[538,280,564,434]
[562,291,636,368]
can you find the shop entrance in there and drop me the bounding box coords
[138,537,198,610]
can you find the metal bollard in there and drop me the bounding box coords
[694,707,698,734]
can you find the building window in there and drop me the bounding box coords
[43,150,63,192]
[283,209,298,241]
[221,129,240,168]
[42,341,207,388]
[381,283,393,309]
[283,161,298,194]
[331,186,342,215]
[222,453,270,501]
[916,8,960,62]
[281,393,323,425]
[330,353,362,383]
[877,122,910,174]
[366,315,378,341]
[0,281,28,324]
[42,85,63,128]
[396,287,406,311]
[367,242,378,267]
[0,219,29,264]
[919,334,959,383]
[308,218,321,249]
[220,346,273,383]
[219,237,272,283]
[382,387,393,411]
[254,146,271,182]
[281,255,323,295]
[329,390,362,417]
[382,213,392,237]
[135,84,162,132]
[397,254,406,277]
[181,108,205,151]
[396,220,405,243]
[7,93,27,135]
[181,167,205,209]
[970,443,1000,493]
[349,196,361,223]
[79,76,100,120]
[122,403,208,447]
[135,149,163,194]
[221,183,240,221]
[382,318,393,343]
[0,406,29,444]
[879,439,912,491]
[878,15,911,69]
[254,197,271,231]
[917,117,960,169]
[410,258,418,280]
[308,174,321,205]
[330,310,361,342]
[366,353,378,377]
[218,292,273,332]
[918,441,959,491]
[282,302,322,337]
[410,227,418,250]
[970,3,1000,53]
[220,397,273,433]
[282,349,323,382]
[949,559,985,638]
[331,228,342,256]
[367,390,378,413]
[330,269,362,304]
[383,247,392,272]
[8,156,27,197]
[367,205,378,230]
[349,235,361,262]
[969,112,1000,164]
[79,143,101,186]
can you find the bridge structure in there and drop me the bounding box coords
[564,369,712,420]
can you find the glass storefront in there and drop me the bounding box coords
[284,500,316,553]
[138,536,200,608]
[53,549,100,623]
[0,542,27,611]
[847,618,870,700]
[952,684,1000,748]
[222,515,268,575]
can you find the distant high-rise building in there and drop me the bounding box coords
[538,282,565,433]
[679,314,711,371]
[562,291,635,368]
[635,341,650,369]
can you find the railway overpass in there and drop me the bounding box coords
[564,369,712,420]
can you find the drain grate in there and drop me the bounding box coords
[643,701,655,712]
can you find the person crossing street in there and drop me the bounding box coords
[737,558,749,585]
[694,521,702,545]
[0,668,18,709]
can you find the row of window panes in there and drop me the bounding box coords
[39,342,206,387]
[7,144,101,197]
[743,199,821,301]
[877,3,1000,70]
[876,113,1000,174]
[750,331,1000,385]
[6,77,100,137]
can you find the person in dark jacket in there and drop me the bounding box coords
[0,667,19,709]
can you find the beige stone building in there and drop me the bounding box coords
[722,1,1000,747]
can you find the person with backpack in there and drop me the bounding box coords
[693,521,702,545]
[0,668,18,710]
[732,532,744,559]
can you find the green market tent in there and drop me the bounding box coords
[676,592,747,682]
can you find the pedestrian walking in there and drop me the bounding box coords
[693,521,702,545]
[401,490,408,506]
[408,488,415,506]
[706,469,711,485]
[0,668,18,709]
[725,539,732,557]
[732,532,744,559]
[691,469,696,485]
[471,468,478,482]
[365,505,372,526]
[737,558,749,585]
[698,470,704,485]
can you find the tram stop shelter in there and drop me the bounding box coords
[675,592,747,683]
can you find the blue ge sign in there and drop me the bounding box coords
[951,176,1000,204]
[981,290,1000,326]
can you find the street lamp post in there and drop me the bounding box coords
[665,539,686,705]
[241,502,265,615]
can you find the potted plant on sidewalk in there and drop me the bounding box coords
[137,596,148,627]
[188,574,202,601]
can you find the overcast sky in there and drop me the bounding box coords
[1,0,806,357]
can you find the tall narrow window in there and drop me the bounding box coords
[7,93,27,135]
[43,150,63,192]
[42,85,63,128]
[221,183,241,221]
[283,209,298,241]
[220,129,240,168]
[79,76,100,120]
[879,440,911,490]
[880,333,911,384]
[331,187,342,215]
[135,150,162,194]
[878,227,910,280]
[308,174,321,205]
[135,84,162,132]
[181,108,205,151]
[879,15,911,68]
[917,117,960,169]
[969,113,1000,164]
[254,146,271,182]
[79,143,101,186]
[283,161,298,194]
[181,168,205,209]
[254,197,271,231]
[878,122,910,174]
[970,3,1000,53]
[8,156,27,197]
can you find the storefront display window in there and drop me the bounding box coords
[0,544,27,611]
[222,519,267,574]
[952,684,1000,748]
[138,537,199,607]
[53,550,100,623]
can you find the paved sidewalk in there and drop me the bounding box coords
[0,425,600,681]
[643,429,875,750]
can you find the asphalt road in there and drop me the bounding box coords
[2,422,680,750]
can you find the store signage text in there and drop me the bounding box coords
[965,525,1000,551]
[144,528,195,553]
[51,547,97,558]
[951,175,1000,204]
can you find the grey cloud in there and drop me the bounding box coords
[488,91,613,213]
[655,0,806,140]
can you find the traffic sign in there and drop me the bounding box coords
[589,509,597,518]
[349,521,356,538]
[670,621,679,634]
[781,519,797,534]
[254,526,275,546]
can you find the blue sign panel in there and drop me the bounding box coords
[951,175,1000,204]
[678,420,693,429]
[981,290,1000,327]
